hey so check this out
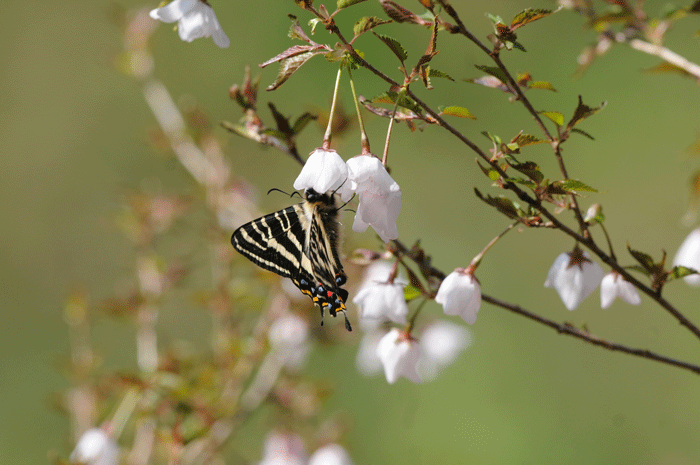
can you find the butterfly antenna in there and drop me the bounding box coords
[267,188,302,199]
[336,193,356,212]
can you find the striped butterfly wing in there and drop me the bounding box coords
[231,204,317,301]
[231,193,351,331]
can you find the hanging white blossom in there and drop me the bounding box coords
[544,249,604,311]
[150,0,230,48]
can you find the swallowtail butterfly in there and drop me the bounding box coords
[231,188,352,331]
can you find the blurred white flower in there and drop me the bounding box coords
[435,269,481,324]
[150,0,230,48]
[346,155,401,242]
[268,314,310,370]
[293,148,352,200]
[259,431,307,465]
[355,329,386,377]
[600,272,641,309]
[673,228,700,286]
[377,328,421,384]
[308,444,353,465]
[70,428,118,465]
[544,248,604,311]
[418,320,472,381]
[353,281,408,324]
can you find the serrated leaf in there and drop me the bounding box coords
[370,91,421,114]
[474,65,509,84]
[353,16,391,36]
[338,0,368,8]
[669,265,699,281]
[428,68,454,81]
[513,133,546,147]
[559,179,598,193]
[260,45,323,68]
[567,95,607,129]
[510,8,558,31]
[511,41,527,52]
[474,190,520,219]
[440,106,476,119]
[528,80,556,91]
[627,245,655,272]
[373,32,408,62]
[403,284,423,301]
[511,160,544,183]
[540,111,564,126]
[265,50,325,91]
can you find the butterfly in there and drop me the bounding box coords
[231,188,352,331]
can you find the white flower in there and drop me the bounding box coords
[353,281,408,324]
[268,314,310,370]
[70,428,118,465]
[418,320,471,381]
[673,228,700,286]
[600,272,641,309]
[293,148,352,200]
[259,431,307,465]
[150,0,230,48]
[355,329,386,376]
[435,269,481,324]
[376,328,422,384]
[544,248,604,311]
[346,155,401,242]
[308,444,354,465]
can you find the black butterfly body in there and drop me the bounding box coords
[231,188,352,331]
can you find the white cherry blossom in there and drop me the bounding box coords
[70,428,118,465]
[352,281,408,324]
[346,155,401,242]
[435,268,481,324]
[150,0,230,48]
[544,248,604,311]
[259,431,307,465]
[376,328,422,384]
[293,148,352,200]
[308,444,354,465]
[672,228,700,286]
[418,320,472,381]
[600,271,641,309]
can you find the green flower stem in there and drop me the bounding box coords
[322,66,343,150]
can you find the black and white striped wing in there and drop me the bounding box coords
[231,205,316,296]
[308,212,347,302]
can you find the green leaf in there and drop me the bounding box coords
[474,65,509,85]
[528,80,556,91]
[353,16,391,37]
[510,160,544,183]
[373,32,408,62]
[403,284,423,301]
[567,95,607,129]
[338,0,368,8]
[428,68,455,81]
[669,265,699,281]
[474,189,521,219]
[510,8,559,31]
[476,160,501,181]
[481,131,502,147]
[627,245,656,272]
[540,111,564,127]
[288,15,311,42]
[440,106,476,119]
[559,179,598,193]
[292,112,317,134]
[370,91,421,114]
[513,133,546,147]
[486,13,506,27]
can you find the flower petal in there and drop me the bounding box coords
[150,0,196,22]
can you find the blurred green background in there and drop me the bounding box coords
[2,0,700,463]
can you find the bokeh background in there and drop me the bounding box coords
[2,0,700,463]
